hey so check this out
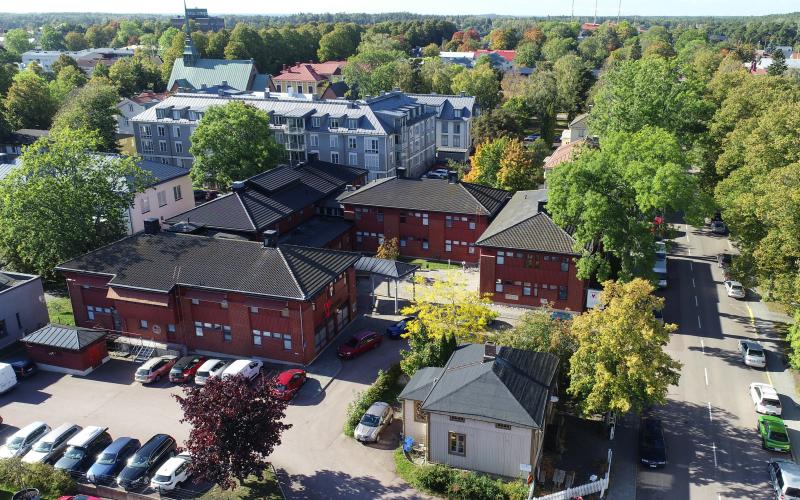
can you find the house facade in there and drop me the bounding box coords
[0,271,50,351]
[131,91,437,179]
[476,190,586,312]
[21,48,133,73]
[56,227,361,365]
[340,176,510,264]
[560,113,589,144]
[127,161,195,234]
[271,61,347,98]
[408,93,477,162]
[399,344,559,478]
[117,92,169,136]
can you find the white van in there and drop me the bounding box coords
[0,362,18,394]
[195,359,227,386]
[221,359,263,382]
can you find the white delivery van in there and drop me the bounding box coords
[0,362,18,394]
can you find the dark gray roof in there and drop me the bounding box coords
[355,257,419,279]
[407,94,477,119]
[398,367,443,401]
[278,216,353,248]
[166,160,366,233]
[56,232,361,301]
[339,178,510,217]
[136,160,190,186]
[420,344,559,428]
[477,190,577,255]
[23,324,105,351]
[324,81,349,98]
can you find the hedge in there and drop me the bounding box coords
[0,458,77,499]
[394,447,529,500]
[343,363,404,437]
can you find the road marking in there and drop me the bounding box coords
[745,303,774,386]
[705,367,709,387]
[708,401,713,421]
[701,339,705,354]
[698,316,702,329]
[712,442,718,467]
[728,240,733,251]
[690,261,693,271]
[692,278,696,288]
[688,247,692,256]
[686,224,690,243]
[695,296,699,307]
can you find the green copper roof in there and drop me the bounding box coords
[168,58,257,92]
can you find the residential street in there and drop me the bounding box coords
[635,224,800,499]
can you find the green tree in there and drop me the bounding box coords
[109,54,162,97]
[554,54,590,117]
[4,29,32,57]
[0,128,150,279]
[64,31,88,51]
[51,54,80,77]
[515,41,540,67]
[206,29,230,59]
[421,43,440,57]
[39,25,66,51]
[464,136,509,187]
[451,63,500,110]
[51,81,120,152]
[157,27,181,57]
[578,35,609,68]
[49,65,88,106]
[471,107,523,144]
[112,20,142,47]
[91,62,110,80]
[160,30,186,84]
[418,57,460,94]
[189,101,285,189]
[4,69,56,129]
[568,278,680,415]
[318,23,362,61]
[496,138,544,192]
[225,23,266,71]
[644,40,677,59]
[629,37,642,60]
[541,37,576,62]
[343,36,412,97]
[768,49,789,76]
[0,62,17,95]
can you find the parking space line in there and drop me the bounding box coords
[692,278,696,288]
[701,339,705,354]
[698,316,702,329]
[690,261,693,271]
[695,296,699,307]
[705,367,709,387]
[712,442,718,467]
[708,401,713,421]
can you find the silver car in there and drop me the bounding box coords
[22,423,81,464]
[0,421,50,459]
[354,402,393,443]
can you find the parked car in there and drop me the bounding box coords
[6,358,37,379]
[338,331,382,359]
[135,355,178,384]
[195,359,228,386]
[169,355,207,383]
[523,133,541,142]
[385,317,415,339]
[751,383,783,416]
[769,459,800,499]
[117,434,176,491]
[0,362,18,394]
[725,280,746,299]
[221,359,263,382]
[54,426,113,476]
[0,421,50,458]
[271,369,307,400]
[22,423,81,464]
[354,402,393,443]
[710,220,728,235]
[86,437,141,485]
[759,415,791,453]
[717,252,732,269]
[639,417,667,468]
[739,340,766,368]
[150,452,192,492]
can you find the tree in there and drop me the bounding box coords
[515,41,539,67]
[108,54,162,97]
[64,31,88,51]
[160,30,186,84]
[343,36,412,97]
[190,101,284,189]
[91,62,110,80]
[376,237,400,260]
[0,128,150,279]
[4,29,32,57]
[421,43,440,58]
[769,49,789,77]
[174,375,291,490]
[49,65,88,106]
[4,69,56,129]
[464,137,509,187]
[52,81,120,152]
[471,107,523,144]
[418,57,460,94]
[629,38,642,60]
[541,37,576,62]
[51,54,80,77]
[490,29,518,50]
[112,20,142,47]
[568,279,680,415]
[157,27,181,57]
[644,40,676,59]
[0,62,19,96]
[39,26,66,51]
[318,23,362,61]
[578,35,609,68]
[553,54,590,117]
[206,29,230,59]
[225,23,266,71]
[451,63,500,110]
[496,138,544,192]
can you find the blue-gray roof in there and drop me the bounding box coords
[398,366,443,401]
[136,160,190,187]
[23,324,105,351]
[408,93,477,119]
[0,163,19,182]
[168,58,259,92]
[354,257,419,280]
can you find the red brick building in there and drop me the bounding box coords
[340,176,510,263]
[56,227,361,365]
[23,324,109,376]
[476,190,586,312]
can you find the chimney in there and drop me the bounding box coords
[263,229,278,248]
[143,217,161,235]
[460,91,466,97]
[345,184,356,191]
[231,181,246,192]
[483,342,496,362]
[537,200,548,215]
[396,167,406,179]
[447,170,458,184]
[221,80,228,87]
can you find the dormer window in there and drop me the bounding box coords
[347,118,357,129]
[172,110,181,120]
[454,108,462,118]
[329,118,339,129]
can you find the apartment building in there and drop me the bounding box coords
[117,92,169,136]
[408,93,477,162]
[131,90,437,180]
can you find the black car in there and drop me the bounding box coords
[7,358,36,379]
[639,417,667,468]
[86,437,141,485]
[54,428,113,476]
[117,434,176,491]
[717,253,732,269]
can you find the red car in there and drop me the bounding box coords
[270,369,307,400]
[337,331,382,359]
[168,355,207,383]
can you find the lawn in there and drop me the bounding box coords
[46,296,75,326]
[404,258,462,271]
[200,469,283,500]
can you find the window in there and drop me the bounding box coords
[123,118,129,127]
[523,285,531,296]
[139,319,148,330]
[356,231,363,243]
[495,423,511,430]
[497,251,505,265]
[141,196,150,214]
[331,152,340,164]
[310,134,319,147]
[453,135,461,148]
[158,140,167,153]
[348,136,357,149]
[422,214,429,226]
[194,321,203,336]
[173,185,182,201]
[172,110,181,120]
[376,211,384,222]
[454,109,462,118]
[400,238,407,247]
[252,330,263,345]
[441,134,448,147]
[191,298,199,305]
[283,334,292,350]
[561,258,569,272]
[449,416,465,422]
[469,220,476,230]
[273,332,281,339]
[174,142,183,153]
[348,118,357,129]
[364,154,379,170]
[276,84,282,92]
[128,104,134,112]
[468,244,475,254]
[559,286,568,300]
[157,190,167,207]
[448,432,466,456]
[329,118,339,129]
[173,126,181,138]
[86,306,95,320]
[445,240,452,252]
[367,138,379,153]
[349,152,358,165]
[157,125,165,137]
[414,401,427,422]
[140,125,152,137]
[142,139,154,154]
[330,135,339,148]
[250,306,259,314]
[168,324,176,334]
[445,216,453,228]
[422,240,429,250]
[223,325,232,342]
[312,117,321,128]
[454,123,461,134]
[220,301,228,309]
[495,280,503,293]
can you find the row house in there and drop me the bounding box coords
[271,61,348,99]
[340,175,511,264]
[163,159,367,250]
[131,90,437,179]
[408,93,477,162]
[56,225,361,365]
[476,190,586,312]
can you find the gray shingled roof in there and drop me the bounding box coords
[168,58,257,92]
[407,94,477,119]
[23,324,105,351]
[137,160,190,186]
[56,232,361,301]
[420,344,559,428]
[354,257,419,279]
[278,216,353,248]
[398,366,443,401]
[339,178,510,217]
[476,190,577,255]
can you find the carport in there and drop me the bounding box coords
[355,257,419,314]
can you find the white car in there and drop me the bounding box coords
[724,280,746,299]
[221,359,263,382]
[354,402,393,443]
[739,340,766,368]
[22,423,81,464]
[0,421,50,459]
[150,452,192,492]
[195,359,227,386]
[751,383,782,416]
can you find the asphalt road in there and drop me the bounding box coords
[636,224,799,500]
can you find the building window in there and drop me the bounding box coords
[376,211,384,222]
[559,286,568,300]
[312,117,321,128]
[495,423,511,430]
[157,125,165,137]
[194,321,203,336]
[128,104,134,112]
[448,432,466,456]
[497,251,505,265]
[223,325,232,342]
[310,134,319,147]
[400,238,407,247]
[140,125,152,137]
[441,134,448,147]
[191,298,199,305]
[495,280,503,293]
[561,258,569,272]
[454,123,461,134]
[422,240,429,250]
[157,190,167,207]
[364,154,379,170]
[348,136,357,149]
[141,196,150,214]
[453,135,461,148]
[331,152,340,164]
[330,134,340,149]
[468,244,475,254]
[349,152,358,165]
[139,319,148,330]
[422,214,428,226]
[252,329,262,345]
[86,306,95,320]
[445,240,452,252]
[523,285,531,296]
[141,139,154,154]
[445,216,453,228]
[168,324,176,334]
[348,118,357,129]
[329,118,339,129]
[173,126,181,138]
[283,334,292,350]
[250,306,259,314]
[356,231,363,243]
[174,142,183,153]
[454,109,462,118]
[173,185,182,201]
[414,401,427,422]
[159,140,167,152]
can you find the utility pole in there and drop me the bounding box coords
[571,0,575,20]
[618,0,622,23]
[594,0,598,25]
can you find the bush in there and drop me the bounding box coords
[786,311,800,369]
[343,363,403,437]
[0,458,76,498]
[415,463,455,493]
[449,471,505,499]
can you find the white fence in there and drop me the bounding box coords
[528,449,612,500]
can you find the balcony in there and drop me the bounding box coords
[286,126,305,135]
[286,137,306,151]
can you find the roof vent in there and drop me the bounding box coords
[447,171,458,184]
[231,181,246,192]
[483,342,496,362]
[143,217,160,235]
[345,184,356,192]
[263,229,278,248]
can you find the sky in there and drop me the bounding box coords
[1,0,798,17]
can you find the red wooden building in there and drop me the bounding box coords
[56,224,361,365]
[477,190,587,312]
[23,324,109,376]
[340,176,510,263]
